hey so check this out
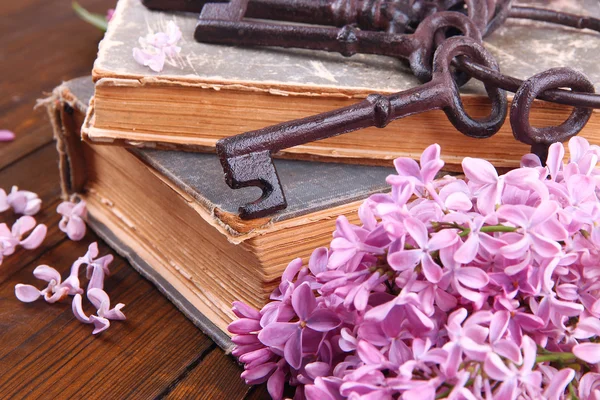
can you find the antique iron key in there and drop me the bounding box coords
[194,1,482,83]
[216,37,507,219]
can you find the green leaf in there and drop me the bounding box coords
[72,2,108,32]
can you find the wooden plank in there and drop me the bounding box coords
[0,142,61,204]
[0,103,54,171]
[164,348,251,400]
[0,238,213,399]
[0,0,111,170]
[244,385,272,400]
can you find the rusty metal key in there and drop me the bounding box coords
[215,37,507,219]
[195,0,482,83]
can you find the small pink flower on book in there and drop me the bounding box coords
[0,186,42,215]
[57,199,87,241]
[0,130,15,142]
[133,21,182,72]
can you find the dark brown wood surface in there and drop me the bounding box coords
[0,1,268,398]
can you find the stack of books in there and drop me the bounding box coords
[45,0,599,349]
[46,77,393,350]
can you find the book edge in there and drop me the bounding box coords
[86,213,235,353]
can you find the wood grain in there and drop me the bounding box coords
[0,0,108,170]
[163,348,252,399]
[0,0,267,398]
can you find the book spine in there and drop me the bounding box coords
[41,83,89,197]
[42,78,234,352]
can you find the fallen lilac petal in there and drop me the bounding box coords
[72,293,91,323]
[80,242,99,264]
[11,215,36,236]
[72,293,112,334]
[19,224,47,249]
[87,265,106,290]
[0,129,15,142]
[57,200,87,241]
[87,288,126,320]
[0,189,9,213]
[14,284,42,302]
[90,315,111,335]
[32,264,61,282]
[7,187,41,215]
[43,286,70,303]
[60,274,83,296]
[86,254,114,284]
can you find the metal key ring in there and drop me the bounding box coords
[409,11,482,82]
[510,68,595,146]
[430,36,508,138]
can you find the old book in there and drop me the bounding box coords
[45,76,394,350]
[83,0,600,169]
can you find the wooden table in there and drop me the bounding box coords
[0,1,268,398]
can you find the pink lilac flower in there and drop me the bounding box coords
[73,288,126,334]
[258,282,341,369]
[484,336,544,398]
[106,8,114,22]
[461,156,504,214]
[0,129,15,142]
[133,21,182,72]
[57,199,87,241]
[388,217,457,283]
[1,186,42,215]
[15,242,125,335]
[228,138,600,400]
[15,264,79,303]
[579,372,600,400]
[0,216,46,265]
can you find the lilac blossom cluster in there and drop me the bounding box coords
[15,242,126,334]
[229,137,600,400]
